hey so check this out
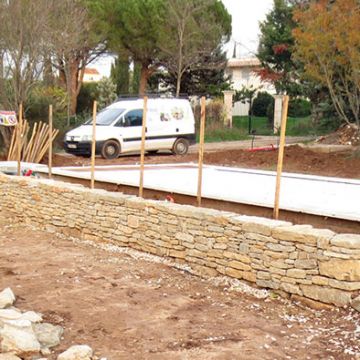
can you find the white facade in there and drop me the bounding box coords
[226,58,275,116]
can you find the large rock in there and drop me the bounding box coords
[351,295,360,312]
[300,285,352,307]
[33,322,63,349]
[57,345,93,360]
[0,288,15,309]
[0,354,22,360]
[331,234,360,249]
[319,259,360,281]
[0,319,41,355]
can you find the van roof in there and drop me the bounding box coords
[108,98,190,110]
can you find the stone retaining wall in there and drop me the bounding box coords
[1,174,360,311]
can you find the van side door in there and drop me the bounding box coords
[115,109,143,152]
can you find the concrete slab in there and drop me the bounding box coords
[1,161,359,222]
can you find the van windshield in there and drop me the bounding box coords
[84,108,125,126]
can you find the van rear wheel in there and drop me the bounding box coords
[101,140,120,159]
[172,138,189,155]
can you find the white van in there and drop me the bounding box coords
[64,97,196,159]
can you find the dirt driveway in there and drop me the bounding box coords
[1,224,359,359]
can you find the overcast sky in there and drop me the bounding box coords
[221,0,273,57]
[93,0,274,76]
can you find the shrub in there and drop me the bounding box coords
[95,77,117,110]
[252,92,274,117]
[77,82,97,114]
[27,85,67,121]
[288,98,311,117]
[193,98,225,126]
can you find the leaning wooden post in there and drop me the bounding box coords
[273,95,289,220]
[197,96,206,207]
[139,96,148,198]
[90,101,97,189]
[48,105,53,179]
[16,104,23,176]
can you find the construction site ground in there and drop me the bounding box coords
[1,224,359,359]
[51,139,360,180]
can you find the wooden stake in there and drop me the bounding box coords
[48,105,53,179]
[139,96,148,198]
[7,128,16,161]
[17,104,23,176]
[273,95,290,220]
[90,101,97,189]
[197,96,206,207]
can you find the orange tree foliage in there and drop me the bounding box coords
[293,0,360,127]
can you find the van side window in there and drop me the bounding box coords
[124,109,143,127]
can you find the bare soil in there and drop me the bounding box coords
[1,224,359,359]
[51,144,360,179]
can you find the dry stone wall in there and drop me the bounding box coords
[1,174,360,311]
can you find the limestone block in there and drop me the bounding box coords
[235,215,290,236]
[256,279,280,290]
[225,267,243,279]
[300,285,351,307]
[228,260,251,272]
[294,259,317,269]
[0,288,15,309]
[272,225,334,246]
[331,234,360,249]
[328,279,360,291]
[168,250,186,259]
[0,319,40,355]
[266,243,295,252]
[223,251,251,263]
[312,276,329,286]
[287,269,307,279]
[127,215,139,228]
[257,271,271,280]
[175,232,193,243]
[351,295,360,312]
[319,259,360,281]
[242,271,256,283]
[0,354,22,360]
[57,345,93,360]
[33,323,63,349]
[280,283,302,296]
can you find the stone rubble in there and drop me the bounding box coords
[0,288,99,360]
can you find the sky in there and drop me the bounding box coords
[222,0,273,57]
[93,0,274,76]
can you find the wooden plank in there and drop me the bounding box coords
[7,128,16,161]
[197,96,206,207]
[48,105,53,178]
[17,104,23,176]
[24,122,38,162]
[90,101,97,189]
[273,95,290,220]
[139,96,148,198]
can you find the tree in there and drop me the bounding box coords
[152,47,231,97]
[293,0,360,127]
[234,85,259,133]
[257,0,302,96]
[96,0,165,95]
[0,0,50,150]
[111,56,130,95]
[0,0,49,111]
[95,77,117,110]
[159,0,231,96]
[48,0,105,120]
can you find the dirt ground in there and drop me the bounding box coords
[50,144,360,180]
[1,224,359,359]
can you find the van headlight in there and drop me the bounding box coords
[82,135,92,141]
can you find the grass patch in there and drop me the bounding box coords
[232,115,334,137]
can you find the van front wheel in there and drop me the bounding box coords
[172,138,189,155]
[101,140,120,159]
